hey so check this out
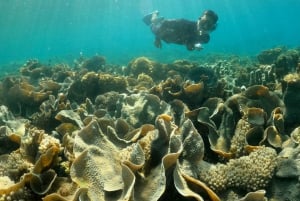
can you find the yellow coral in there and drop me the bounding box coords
[199,146,277,192]
[283,73,300,83]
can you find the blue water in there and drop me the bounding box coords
[0,0,300,66]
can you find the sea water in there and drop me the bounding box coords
[0,0,300,68]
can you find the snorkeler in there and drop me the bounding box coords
[143,10,218,51]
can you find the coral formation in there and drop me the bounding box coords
[0,77,51,115]
[198,146,277,192]
[257,47,283,65]
[80,55,106,71]
[20,59,53,80]
[126,57,162,78]
[274,49,299,78]
[0,49,299,200]
[115,93,170,127]
[282,73,300,133]
[67,72,127,103]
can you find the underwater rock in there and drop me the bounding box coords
[268,177,300,201]
[282,73,300,133]
[276,140,300,178]
[187,66,218,87]
[257,47,283,65]
[80,55,106,72]
[274,49,299,78]
[20,59,53,80]
[272,140,300,200]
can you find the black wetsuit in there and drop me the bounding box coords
[151,19,210,50]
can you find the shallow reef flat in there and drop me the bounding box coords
[0,47,300,201]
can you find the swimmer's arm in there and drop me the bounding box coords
[186,42,203,51]
[194,43,203,51]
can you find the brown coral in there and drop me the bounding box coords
[2,48,300,200]
[67,72,127,103]
[80,55,106,71]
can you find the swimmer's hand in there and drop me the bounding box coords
[194,43,203,51]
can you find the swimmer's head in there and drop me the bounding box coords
[197,10,218,33]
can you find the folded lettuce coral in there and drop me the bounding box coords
[70,113,221,201]
[115,93,170,127]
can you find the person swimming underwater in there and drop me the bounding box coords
[143,10,218,51]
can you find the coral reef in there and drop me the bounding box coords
[0,49,300,200]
